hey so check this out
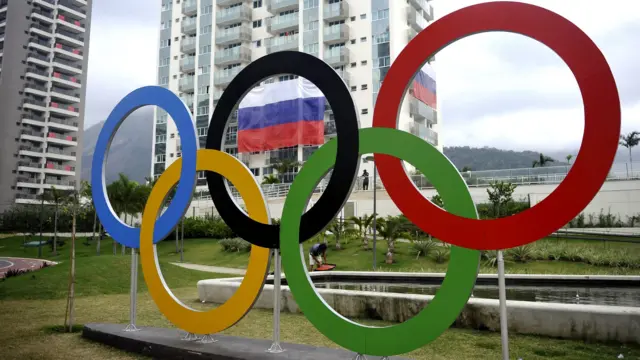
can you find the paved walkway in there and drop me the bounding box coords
[0,257,56,278]
[170,262,246,275]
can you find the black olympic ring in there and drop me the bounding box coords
[205,51,361,249]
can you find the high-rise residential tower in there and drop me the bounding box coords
[0,0,92,209]
[152,0,436,195]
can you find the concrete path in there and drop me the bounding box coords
[170,262,246,275]
[0,257,57,278]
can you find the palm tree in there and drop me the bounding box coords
[566,154,573,165]
[113,174,139,254]
[375,216,410,264]
[619,131,640,174]
[80,181,99,255]
[532,153,556,168]
[106,179,124,255]
[271,159,300,182]
[63,184,85,332]
[349,214,375,249]
[261,174,280,185]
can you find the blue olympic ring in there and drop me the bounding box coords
[91,86,198,248]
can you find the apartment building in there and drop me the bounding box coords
[152,0,437,192]
[0,0,92,209]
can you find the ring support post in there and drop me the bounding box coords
[124,248,140,332]
[267,249,285,353]
[497,250,510,360]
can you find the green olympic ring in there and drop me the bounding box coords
[280,127,481,356]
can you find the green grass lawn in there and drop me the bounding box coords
[1,235,640,359]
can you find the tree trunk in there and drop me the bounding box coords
[385,240,394,264]
[335,234,341,250]
[93,210,99,255]
[175,223,179,254]
[362,230,369,249]
[630,148,634,175]
[65,213,77,332]
[122,213,127,255]
[53,206,58,255]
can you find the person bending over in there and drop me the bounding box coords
[308,243,328,271]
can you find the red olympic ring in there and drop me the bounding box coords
[372,1,621,250]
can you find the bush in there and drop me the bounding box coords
[410,240,436,257]
[170,216,235,240]
[482,250,498,267]
[219,238,251,253]
[508,245,534,263]
[4,268,29,278]
[433,248,450,264]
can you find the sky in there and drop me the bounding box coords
[83,0,640,153]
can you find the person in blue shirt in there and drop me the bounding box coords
[308,243,328,272]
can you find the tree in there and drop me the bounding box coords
[619,131,640,174]
[327,217,356,250]
[348,213,375,249]
[486,181,517,218]
[80,181,100,255]
[106,180,123,255]
[431,194,444,208]
[63,184,86,333]
[47,186,69,256]
[271,159,300,182]
[113,174,139,255]
[566,154,573,165]
[261,174,280,185]
[375,216,411,264]
[461,166,472,172]
[532,153,556,168]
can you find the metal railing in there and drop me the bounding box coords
[18,160,43,168]
[26,67,49,76]
[49,116,79,127]
[44,179,75,186]
[58,0,87,14]
[56,28,85,42]
[52,56,82,69]
[19,145,44,153]
[30,23,53,34]
[21,129,45,138]
[51,86,80,98]
[45,147,76,156]
[25,83,48,92]
[29,38,51,47]
[22,113,46,122]
[55,42,82,55]
[24,98,47,107]
[27,52,50,62]
[32,9,54,20]
[16,193,39,200]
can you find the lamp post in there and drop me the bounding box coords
[364,156,377,270]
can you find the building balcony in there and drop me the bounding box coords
[51,71,82,88]
[31,9,55,23]
[49,102,79,116]
[214,45,251,66]
[52,57,82,75]
[215,26,251,46]
[24,82,48,98]
[181,37,196,53]
[54,43,83,60]
[179,57,196,73]
[55,28,85,47]
[409,122,438,146]
[181,17,197,35]
[323,23,349,45]
[50,86,81,103]
[265,34,298,54]
[409,96,437,124]
[34,0,56,9]
[18,160,44,173]
[43,178,75,190]
[19,144,45,157]
[28,38,52,52]
[324,46,349,66]
[48,116,79,131]
[324,120,337,137]
[335,69,350,87]
[23,98,48,112]
[407,7,428,33]
[216,4,252,26]
[266,0,298,14]
[30,23,53,38]
[45,147,76,160]
[214,66,245,86]
[216,0,245,6]
[27,52,51,67]
[22,113,47,127]
[26,67,51,82]
[71,0,88,6]
[20,129,46,142]
[324,1,349,21]
[58,0,87,19]
[179,77,195,92]
[266,13,298,34]
[44,162,76,175]
[47,132,78,146]
[16,176,43,189]
[56,14,86,33]
[182,0,197,16]
[15,192,43,204]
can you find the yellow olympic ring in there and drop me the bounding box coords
[139,149,271,334]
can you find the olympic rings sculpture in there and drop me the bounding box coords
[91,2,620,357]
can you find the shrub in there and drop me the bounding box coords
[508,245,534,263]
[4,268,28,278]
[410,240,436,257]
[219,238,250,253]
[482,250,498,267]
[433,248,450,264]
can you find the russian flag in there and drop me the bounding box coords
[412,63,437,109]
[237,78,326,153]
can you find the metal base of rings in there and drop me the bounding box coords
[266,342,285,353]
[181,332,201,341]
[123,324,140,332]
[198,334,218,344]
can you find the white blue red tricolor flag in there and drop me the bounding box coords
[412,63,437,109]
[237,79,326,153]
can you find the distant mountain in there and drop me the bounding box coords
[81,108,153,184]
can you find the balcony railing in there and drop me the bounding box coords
[16,177,40,185]
[335,69,350,87]
[23,113,46,122]
[409,97,437,124]
[266,13,299,33]
[47,132,77,142]
[216,4,252,25]
[407,7,428,32]
[25,83,48,93]
[32,9,54,20]
[214,66,244,86]
[323,46,349,66]
[16,193,40,201]
[46,147,76,156]
[182,0,197,16]
[57,14,85,28]
[323,23,349,44]
[409,122,438,146]
[56,28,85,42]
[30,23,53,35]
[52,71,81,84]
[29,38,51,48]
[214,45,251,65]
[49,116,79,128]
[181,17,197,34]
[181,37,196,53]
[324,120,337,136]
[24,98,47,107]
[266,0,299,13]
[45,162,75,172]
[45,179,75,187]
[18,160,43,168]
[50,102,79,113]
[265,34,298,54]
[215,26,251,45]
[324,1,349,21]
[21,129,46,138]
[19,145,44,153]
[58,0,87,15]
[26,67,49,77]
[52,56,82,70]
[27,52,50,63]
[55,42,83,56]
[179,57,195,72]
[179,77,194,92]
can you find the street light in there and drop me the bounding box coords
[363,156,377,270]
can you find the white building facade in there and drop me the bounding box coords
[151,0,438,196]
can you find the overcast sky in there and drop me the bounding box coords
[83,0,640,152]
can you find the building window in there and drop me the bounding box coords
[155,135,167,144]
[350,86,356,91]
[200,25,212,34]
[361,109,368,115]
[159,57,170,67]
[202,5,213,14]
[200,45,211,53]
[198,65,211,74]
[250,168,260,176]
[263,167,273,175]
[197,106,209,116]
[375,56,390,68]
[160,39,171,48]
[253,19,262,28]
[155,154,166,163]
[253,0,262,8]
[161,2,171,11]
[303,43,318,55]
[156,115,168,124]
[159,76,169,85]
[254,39,262,48]
[372,9,389,21]
[304,21,318,31]
[361,37,367,42]
[303,0,319,9]
[161,21,170,30]
[361,84,368,90]
[361,60,367,66]
[360,13,366,20]
[350,39,356,45]
[373,31,390,44]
